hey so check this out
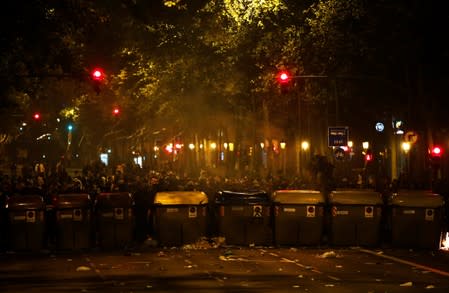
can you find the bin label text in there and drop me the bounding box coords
[231,206,244,212]
[13,215,26,221]
[283,207,296,213]
[60,213,73,219]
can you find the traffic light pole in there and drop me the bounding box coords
[282,74,333,176]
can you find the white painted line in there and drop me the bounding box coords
[358,248,449,278]
[280,257,324,274]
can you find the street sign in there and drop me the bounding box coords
[375,122,385,132]
[328,127,349,147]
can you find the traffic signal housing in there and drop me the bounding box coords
[112,107,120,116]
[91,67,105,94]
[430,146,443,157]
[91,68,105,81]
[277,70,291,84]
[276,70,292,94]
[33,112,41,121]
[429,146,443,168]
[364,149,373,165]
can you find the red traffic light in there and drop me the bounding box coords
[277,71,290,84]
[91,68,105,81]
[364,149,373,162]
[33,112,41,120]
[112,107,120,116]
[365,153,373,162]
[431,146,443,157]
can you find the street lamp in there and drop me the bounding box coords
[300,140,310,177]
[401,142,411,153]
[280,141,286,175]
[301,141,310,151]
[401,141,411,184]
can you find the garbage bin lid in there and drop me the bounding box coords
[272,190,325,204]
[7,194,45,209]
[96,192,133,207]
[154,191,208,205]
[217,190,271,203]
[391,190,444,208]
[55,193,91,208]
[330,190,383,205]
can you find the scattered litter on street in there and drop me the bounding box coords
[76,266,91,272]
[318,251,337,258]
[400,281,413,287]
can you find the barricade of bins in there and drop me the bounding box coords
[152,191,208,246]
[95,192,135,249]
[215,190,273,246]
[52,193,93,250]
[4,194,46,251]
[327,189,384,247]
[272,190,326,246]
[1,192,136,252]
[1,188,447,251]
[388,190,445,250]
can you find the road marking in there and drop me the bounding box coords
[358,248,449,278]
[278,255,343,282]
[328,275,341,281]
[280,257,327,276]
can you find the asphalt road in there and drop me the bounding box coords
[2,245,449,293]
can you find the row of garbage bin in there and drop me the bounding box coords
[0,189,446,251]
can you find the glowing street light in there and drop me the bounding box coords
[301,141,310,151]
[402,142,411,153]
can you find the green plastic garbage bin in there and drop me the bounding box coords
[153,191,208,246]
[329,190,383,247]
[95,192,134,249]
[216,190,273,246]
[273,190,325,246]
[390,190,445,249]
[53,193,93,250]
[6,194,46,251]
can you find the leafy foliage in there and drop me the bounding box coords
[1,0,448,165]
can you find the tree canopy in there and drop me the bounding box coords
[1,0,448,163]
